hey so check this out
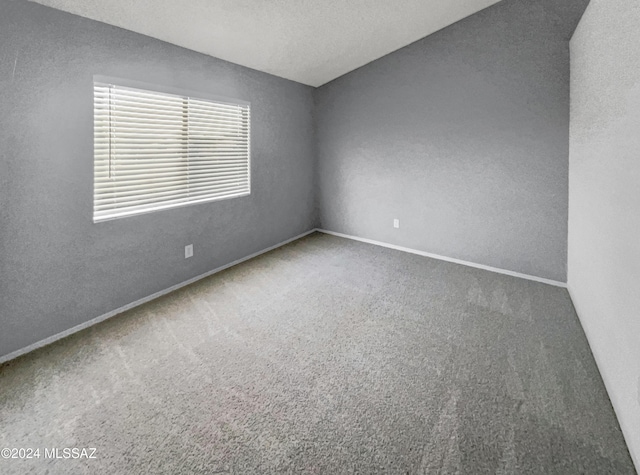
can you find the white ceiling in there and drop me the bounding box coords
[30,0,502,87]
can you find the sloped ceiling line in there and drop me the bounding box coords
[29,0,502,87]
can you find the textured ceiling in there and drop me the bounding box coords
[29,0,502,87]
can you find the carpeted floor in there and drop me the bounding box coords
[0,232,635,474]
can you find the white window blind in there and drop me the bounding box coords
[93,82,250,222]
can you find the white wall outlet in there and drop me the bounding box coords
[393,219,400,229]
[185,244,193,259]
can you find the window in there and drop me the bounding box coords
[93,80,250,222]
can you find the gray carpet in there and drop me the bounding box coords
[0,232,635,474]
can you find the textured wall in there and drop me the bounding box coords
[0,1,316,359]
[569,0,640,469]
[315,0,589,282]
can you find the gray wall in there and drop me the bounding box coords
[569,0,640,469]
[0,0,316,360]
[315,0,589,282]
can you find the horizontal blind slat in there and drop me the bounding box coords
[94,155,248,164]
[96,134,250,140]
[95,122,248,135]
[95,152,248,160]
[96,177,248,202]
[98,107,248,124]
[95,173,248,195]
[103,145,247,152]
[95,161,248,174]
[95,171,247,183]
[98,101,247,121]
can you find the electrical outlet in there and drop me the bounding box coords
[393,219,400,229]
[185,244,193,259]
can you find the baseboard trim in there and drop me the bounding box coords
[0,229,318,365]
[317,229,567,288]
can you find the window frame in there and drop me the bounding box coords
[92,75,251,223]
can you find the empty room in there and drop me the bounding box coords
[1,0,638,473]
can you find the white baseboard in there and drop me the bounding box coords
[317,229,567,288]
[0,229,318,365]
